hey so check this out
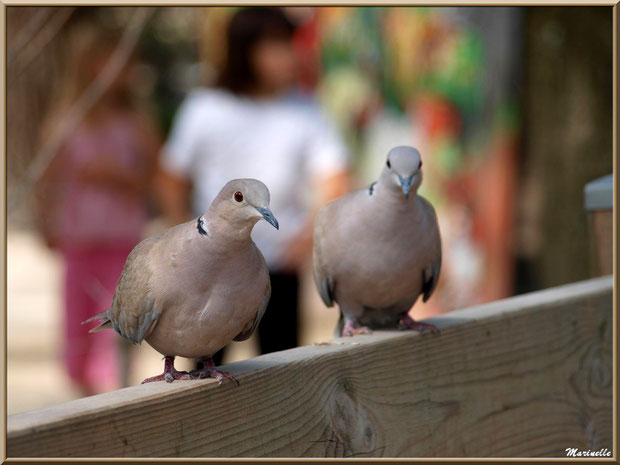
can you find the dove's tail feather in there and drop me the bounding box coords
[82,309,111,333]
[88,320,112,333]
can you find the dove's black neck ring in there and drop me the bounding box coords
[196,216,209,237]
[368,182,377,196]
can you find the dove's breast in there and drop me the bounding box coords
[328,194,438,310]
[145,241,269,358]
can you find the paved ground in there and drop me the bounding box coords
[7,229,339,415]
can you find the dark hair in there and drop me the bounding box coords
[218,7,295,94]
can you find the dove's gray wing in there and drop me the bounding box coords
[108,235,164,344]
[420,197,442,303]
[234,278,271,341]
[422,258,441,302]
[312,205,336,307]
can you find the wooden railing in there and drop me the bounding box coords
[6,276,614,458]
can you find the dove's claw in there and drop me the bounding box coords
[164,370,191,383]
[215,370,240,386]
[141,355,191,384]
[142,370,190,384]
[398,314,440,334]
[342,320,372,337]
[141,374,165,384]
[191,357,240,386]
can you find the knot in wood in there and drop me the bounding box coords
[330,383,376,456]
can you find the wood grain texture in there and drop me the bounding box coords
[7,276,613,458]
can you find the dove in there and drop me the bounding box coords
[313,146,441,337]
[83,179,279,384]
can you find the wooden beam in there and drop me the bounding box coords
[7,276,613,458]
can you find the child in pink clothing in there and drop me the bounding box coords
[36,26,160,395]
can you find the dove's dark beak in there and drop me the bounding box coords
[399,176,413,199]
[257,207,279,230]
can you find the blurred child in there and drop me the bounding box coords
[36,25,161,395]
[157,7,350,360]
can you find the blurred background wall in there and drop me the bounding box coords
[6,6,613,414]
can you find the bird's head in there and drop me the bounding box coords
[380,146,424,199]
[210,178,279,232]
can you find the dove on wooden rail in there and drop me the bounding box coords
[313,146,442,337]
[83,178,279,384]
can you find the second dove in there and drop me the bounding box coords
[313,146,442,337]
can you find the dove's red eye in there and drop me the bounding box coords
[234,191,244,202]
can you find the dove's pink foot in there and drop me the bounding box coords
[342,319,372,337]
[190,357,239,386]
[399,314,440,334]
[141,355,191,384]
